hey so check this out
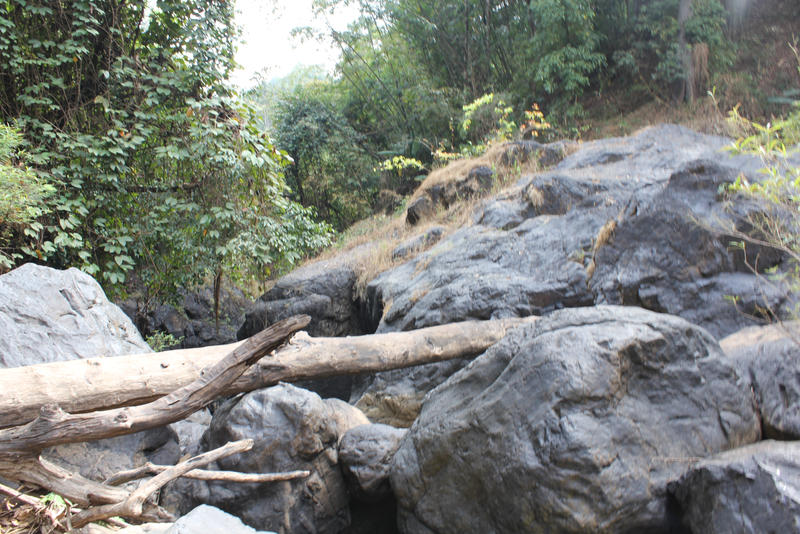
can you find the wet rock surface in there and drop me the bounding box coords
[390,306,760,534]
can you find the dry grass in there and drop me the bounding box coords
[526,186,545,209]
[412,140,547,202]
[586,218,619,280]
[584,94,738,141]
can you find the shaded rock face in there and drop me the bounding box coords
[0,263,149,368]
[368,126,776,337]
[339,424,407,502]
[390,306,760,534]
[721,322,800,440]
[339,424,406,534]
[44,426,180,484]
[168,384,368,534]
[120,283,252,349]
[238,256,364,341]
[355,125,784,423]
[351,358,472,427]
[669,440,800,534]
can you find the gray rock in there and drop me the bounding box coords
[499,140,576,168]
[721,322,800,439]
[0,263,149,368]
[406,196,435,226]
[354,126,783,425]
[168,505,277,534]
[338,424,407,502]
[169,409,212,456]
[391,226,445,261]
[352,358,472,427]
[669,440,800,534]
[238,251,370,340]
[168,384,367,534]
[44,425,179,483]
[390,306,760,534]
[0,264,181,482]
[589,159,788,339]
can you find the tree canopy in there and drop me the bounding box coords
[0,0,332,311]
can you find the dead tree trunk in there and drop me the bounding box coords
[0,315,534,528]
[0,317,533,428]
[0,315,311,528]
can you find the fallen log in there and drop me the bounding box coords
[0,317,534,428]
[0,316,311,528]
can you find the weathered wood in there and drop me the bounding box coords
[68,439,254,529]
[0,315,310,453]
[0,317,534,429]
[105,463,310,486]
[0,316,310,528]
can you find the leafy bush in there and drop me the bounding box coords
[0,124,55,269]
[724,46,800,318]
[0,1,332,307]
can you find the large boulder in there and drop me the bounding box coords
[354,125,783,425]
[669,440,800,534]
[367,126,774,338]
[390,306,761,534]
[0,264,180,482]
[238,251,370,341]
[339,424,406,534]
[167,384,368,534]
[0,263,149,368]
[720,322,800,439]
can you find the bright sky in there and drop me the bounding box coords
[231,0,360,89]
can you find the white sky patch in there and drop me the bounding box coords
[230,0,360,89]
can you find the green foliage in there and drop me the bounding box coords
[724,47,800,316]
[603,0,732,101]
[0,1,332,307]
[0,123,55,269]
[263,76,378,230]
[530,0,606,108]
[145,330,184,352]
[461,93,516,144]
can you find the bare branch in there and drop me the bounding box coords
[105,464,310,486]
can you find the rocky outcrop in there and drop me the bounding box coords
[238,252,370,341]
[669,440,800,533]
[0,263,149,368]
[405,139,576,226]
[354,125,786,423]
[369,126,777,337]
[390,306,761,534]
[721,322,800,439]
[167,384,369,534]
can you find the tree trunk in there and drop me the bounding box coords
[677,0,694,102]
[0,316,313,528]
[0,317,534,429]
